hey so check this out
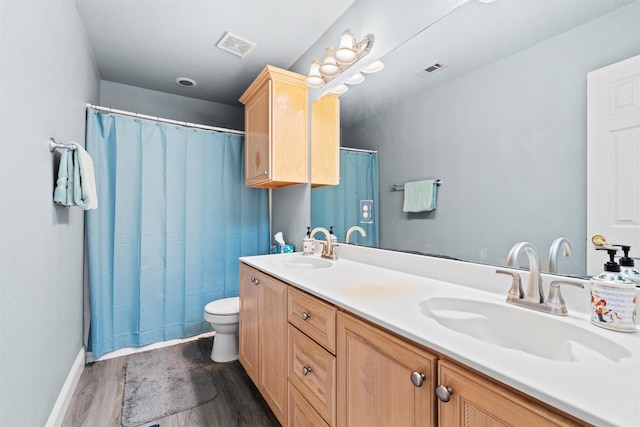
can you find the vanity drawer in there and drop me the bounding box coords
[288,324,336,426]
[288,382,330,427]
[288,287,336,353]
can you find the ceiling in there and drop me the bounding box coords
[76,0,636,123]
[76,0,355,107]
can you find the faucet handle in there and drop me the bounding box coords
[545,280,584,316]
[496,269,523,302]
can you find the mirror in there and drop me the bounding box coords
[312,0,640,276]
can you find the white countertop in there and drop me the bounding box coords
[240,246,640,427]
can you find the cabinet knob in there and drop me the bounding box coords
[264,170,268,175]
[301,311,311,321]
[250,277,260,286]
[410,372,426,387]
[302,366,312,376]
[436,385,454,402]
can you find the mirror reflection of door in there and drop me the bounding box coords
[311,148,380,246]
[587,54,640,276]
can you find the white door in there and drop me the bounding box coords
[587,55,640,276]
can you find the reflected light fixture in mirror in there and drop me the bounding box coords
[331,84,348,94]
[345,72,365,85]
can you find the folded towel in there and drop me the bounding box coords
[53,142,98,210]
[403,179,437,212]
[53,148,74,206]
[71,143,98,210]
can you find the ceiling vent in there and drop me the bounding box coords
[416,62,446,77]
[216,32,256,58]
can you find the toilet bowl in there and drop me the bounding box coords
[204,296,240,363]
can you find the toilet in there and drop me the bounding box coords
[203,296,240,363]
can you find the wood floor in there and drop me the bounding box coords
[62,338,280,427]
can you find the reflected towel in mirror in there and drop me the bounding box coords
[403,179,437,212]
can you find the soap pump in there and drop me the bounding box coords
[303,226,315,255]
[619,245,640,286]
[329,226,338,244]
[589,247,636,332]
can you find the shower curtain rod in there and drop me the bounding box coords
[340,147,377,154]
[85,103,245,135]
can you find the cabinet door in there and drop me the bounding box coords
[337,312,437,427]
[311,93,340,187]
[259,274,289,426]
[245,85,271,186]
[239,264,260,384]
[437,360,588,426]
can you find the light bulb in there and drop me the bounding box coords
[305,60,325,88]
[335,30,356,64]
[362,60,384,73]
[319,48,340,77]
[331,84,348,94]
[344,73,365,85]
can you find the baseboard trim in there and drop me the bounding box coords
[45,347,85,427]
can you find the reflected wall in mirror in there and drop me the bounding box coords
[312,148,380,246]
[311,0,640,276]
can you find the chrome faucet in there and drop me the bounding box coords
[345,226,366,244]
[506,242,544,303]
[497,242,584,316]
[310,227,338,260]
[547,237,573,273]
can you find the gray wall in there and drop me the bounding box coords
[0,1,100,425]
[342,4,640,273]
[100,80,245,131]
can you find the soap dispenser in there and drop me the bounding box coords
[619,245,640,286]
[329,226,338,244]
[303,227,315,255]
[590,248,636,332]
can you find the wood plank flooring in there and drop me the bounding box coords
[62,338,280,427]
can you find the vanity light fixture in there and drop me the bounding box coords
[305,29,375,88]
[330,84,348,94]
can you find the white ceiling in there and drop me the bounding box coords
[76,0,636,122]
[76,0,355,107]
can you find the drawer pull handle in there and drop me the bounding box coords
[436,385,454,402]
[302,366,312,376]
[301,311,311,321]
[410,371,426,387]
[250,277,260,286]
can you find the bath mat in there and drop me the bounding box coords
[121,338,218,427]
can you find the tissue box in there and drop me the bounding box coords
[271,244,295,254]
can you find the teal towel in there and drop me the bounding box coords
[403,179,437,212]
[53,143,98,210]
[53,148,74,206]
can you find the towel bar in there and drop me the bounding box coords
[390,179,442,191]
[48,137,77,152]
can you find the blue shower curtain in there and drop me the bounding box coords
[85,108,269,359]
[311,149,379,246]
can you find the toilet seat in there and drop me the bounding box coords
[205,296,239,316]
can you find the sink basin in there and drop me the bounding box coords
[283,256,333,269]
[419,297,631,363]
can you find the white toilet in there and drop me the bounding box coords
[203,296,240,363]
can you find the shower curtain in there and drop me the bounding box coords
[85,108,269,360]
[311,149,379,246]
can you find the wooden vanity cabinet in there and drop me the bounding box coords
[437,360,589,427]
[337,311,438,427]
[311,93,340,187]
[239,263,288,425]
[287,287,337,427]
[239,65,308,188]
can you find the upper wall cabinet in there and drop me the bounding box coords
[239,65,309,189]
[311,93,340,188]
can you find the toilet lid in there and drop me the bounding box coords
[205,296,239,315]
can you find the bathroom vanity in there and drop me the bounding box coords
[239,245,639,427]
